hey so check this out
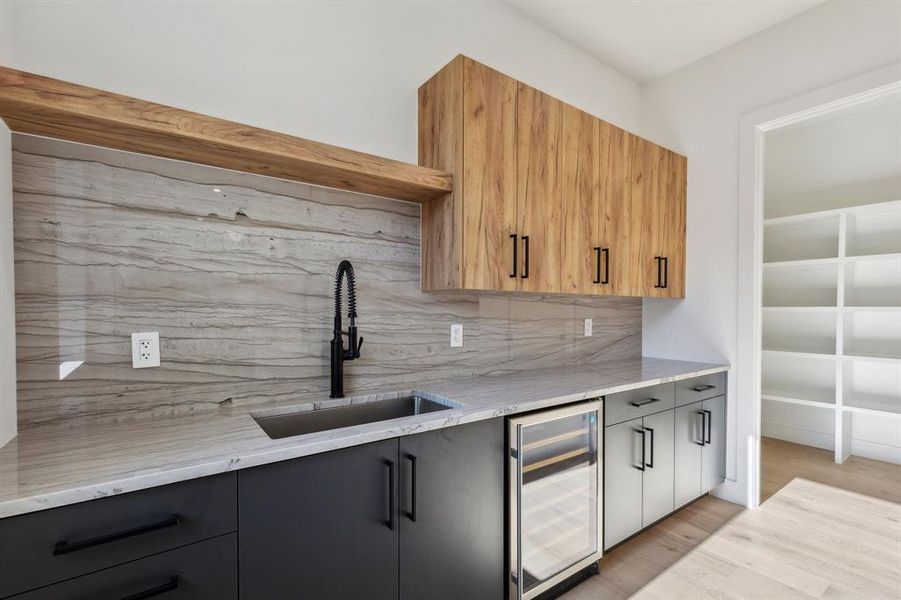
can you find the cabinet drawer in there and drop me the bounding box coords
[0,473,236,598]
[604,383,675,426]
[10,533,237,600]
[675,372,727,407]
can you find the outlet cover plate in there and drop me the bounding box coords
[450,324,463,348]
[583,318,593,337]
[131,332,160,368]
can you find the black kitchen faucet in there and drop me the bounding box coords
[330,260,363,398]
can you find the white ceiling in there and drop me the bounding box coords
[504,0,823,82]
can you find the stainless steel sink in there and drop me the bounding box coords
[253,394,458,439]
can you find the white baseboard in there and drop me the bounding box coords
[762,421,834,450]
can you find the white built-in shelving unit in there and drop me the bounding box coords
[762,200,901,463]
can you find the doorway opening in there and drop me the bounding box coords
[756,86,901,503]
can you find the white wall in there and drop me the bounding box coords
[640,0,901,504]
[0,0,640,163]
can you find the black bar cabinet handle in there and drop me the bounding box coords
[635,429,646,471]
[53,514,180,556]
[509,234,518,278]
[601,248,610,284]
[662,257,669,289]
[406,454,418,522]
[385,460,396,531]
[692,384,716,392]
[593,247,601,284]
[703,410,712,444]
[521,236,530,279]
[654,256,663,288]
[630,397,660,408]
[695,411,706,446]
[120,576,179,600]
[645,427,655,468]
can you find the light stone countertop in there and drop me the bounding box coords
[0,357,728,519]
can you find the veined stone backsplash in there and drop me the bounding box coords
[11,135,641,428]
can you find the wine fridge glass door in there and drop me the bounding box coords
[510,400,602,600]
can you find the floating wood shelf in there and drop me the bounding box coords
[0,67,453,202]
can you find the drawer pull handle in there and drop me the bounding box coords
[53,514,180,556]
[629,397,660,408]
[691,384,716,392]
[120,576,179,600]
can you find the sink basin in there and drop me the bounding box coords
[253,393,458,439]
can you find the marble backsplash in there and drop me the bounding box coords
[11,135,641,428]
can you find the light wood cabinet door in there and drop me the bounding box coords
[516,84,563,293]
[461,57,518,291]
[630,137,686,298]
[658,150,686,298]
[418,55,516,292]
[560,104,600,295]
[598,121,639,296]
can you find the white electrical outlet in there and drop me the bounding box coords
[131,332,160,368]
[583,318,593,337]
[450,324,463,348]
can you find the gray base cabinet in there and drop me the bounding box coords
[674,402,703,507]
[239,419,504,600]
[675,395,727,508]
[603,418,643,549]
[641,409,675,527]
[701,395,727,491]
[605,375,727,550]
[604,411,676,549]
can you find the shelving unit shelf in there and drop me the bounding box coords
[762,200,901,464]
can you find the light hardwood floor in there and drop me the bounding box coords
[562,437,901,599]
[761,436,901,504]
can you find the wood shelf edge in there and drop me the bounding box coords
[0,66,453,203]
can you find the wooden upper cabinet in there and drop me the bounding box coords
[560,104,600,295]
[419,55,686,298]
[419,55,516,291]
[516,84,564,293]
[598,121,638,296]
[630,137,687,298]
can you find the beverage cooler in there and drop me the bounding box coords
[507,400,603,600]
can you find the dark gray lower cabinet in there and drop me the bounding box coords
[239,419,504,600]
[12,534,237,599]
[0,473,236,598]
[398,419,504,600]
[239,438,400,600]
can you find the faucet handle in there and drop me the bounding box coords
[354,336,364,358]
